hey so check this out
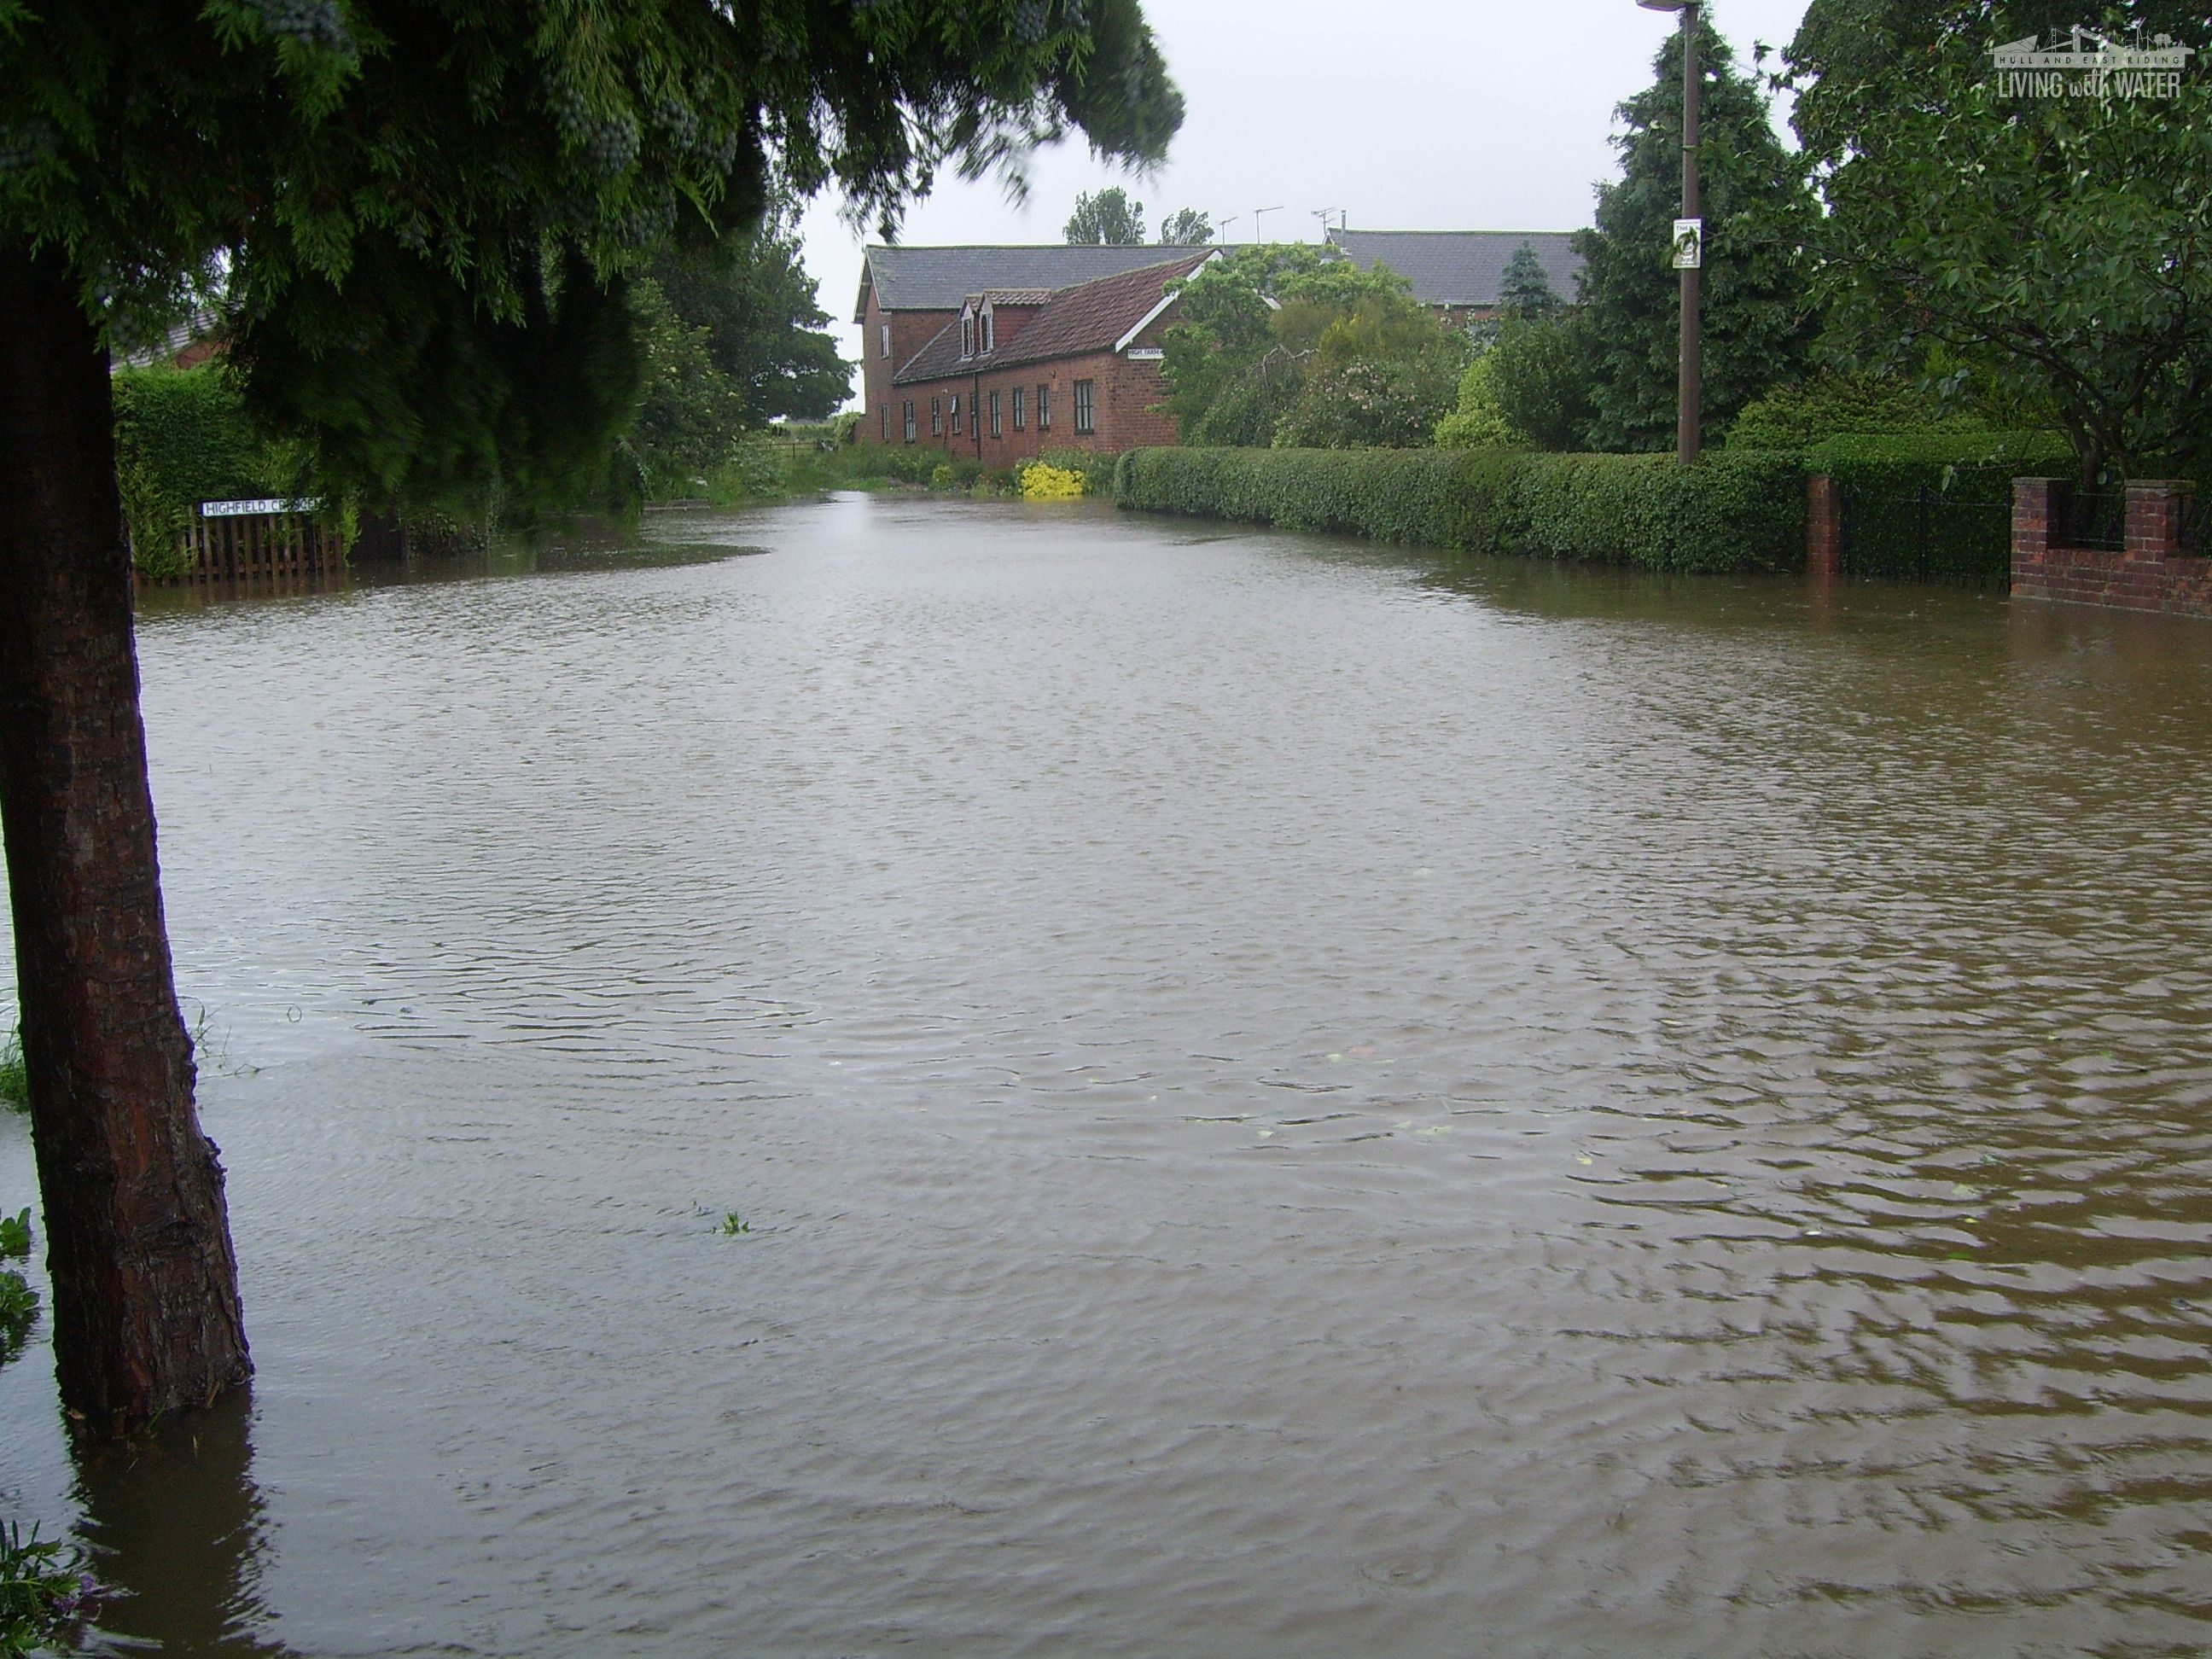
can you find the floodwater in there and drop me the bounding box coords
[4,492,2212,1656]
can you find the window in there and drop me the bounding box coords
[930,398,942,437]
[1012,387,1026,432]
[1037,384,1051,431]
[880,323,890,359]
[902,400,916,443]
[989,390,1003,438]
[981,305,994,355]
[951,394,963,435]
[880,405,889,442]
[960,309,976,358]
[1073,379,1096,436]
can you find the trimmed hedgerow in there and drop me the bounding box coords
[1114,446,1807,573]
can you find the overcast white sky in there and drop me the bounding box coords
[794,0,1818,394]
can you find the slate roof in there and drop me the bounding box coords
[1324,230,1586,310]
[855,243,1216,319]
[892,253,1212,386]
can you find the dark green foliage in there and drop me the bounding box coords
[1726,374,1976,450]
[654,225,850,424]
[1787,5,2212,491]
[5,0,1183,515]
[1158,207,1214,245]
[1576,16,1816,451]
[1497,242,1561,320]
[629,275,748,492]
[634,216,852,492]
[1786,2,2205,167]
[1488,319,1599,451]
[1063,185,1145,244]
[1802,428,2074,585]
[1115,445,1807,573]
[109,369,304,575]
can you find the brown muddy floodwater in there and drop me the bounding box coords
[3,492,2212,1656]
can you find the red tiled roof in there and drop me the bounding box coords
[892,253,1210,387]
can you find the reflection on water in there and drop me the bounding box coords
[2,491,2210,1653]
[75,1392,289,1658]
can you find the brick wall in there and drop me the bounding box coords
[888,343,1179,467]
[2011,478,2212,617]
[858,292,957,445]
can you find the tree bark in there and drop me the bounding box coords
[0,243,251,1433]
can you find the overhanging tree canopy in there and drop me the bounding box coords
[1788,1,2212,490]
[0,0,1181,1434]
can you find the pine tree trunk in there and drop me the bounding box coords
[0,244,251,1433]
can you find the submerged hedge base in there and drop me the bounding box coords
[1113,446,1809,574]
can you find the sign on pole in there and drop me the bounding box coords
[1670,218,1703,271]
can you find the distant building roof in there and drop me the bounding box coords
[856,243,1216,319]
[113,306,224,370]
[1323,230,1586,310]
[893,253,1212,385]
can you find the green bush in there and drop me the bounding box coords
[1115,446,1807,573]
[1726,374,1972,451]
[1435,353,1521,450]
[110,367,301,576]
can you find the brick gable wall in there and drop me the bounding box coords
[858,288,958,445]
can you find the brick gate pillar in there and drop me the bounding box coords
[1807,474,1841,578]
[2011,476,2070,589]
[2125,480,2195,559]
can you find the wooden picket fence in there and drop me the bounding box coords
[172,509,346,583]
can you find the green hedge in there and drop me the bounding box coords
[111,367,298,577]
[1113,446,1808,573]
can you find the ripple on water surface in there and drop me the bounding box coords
[3,492,2211,1655]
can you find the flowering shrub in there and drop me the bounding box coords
[1019,462,1087,501]
[1272,356,1458,450]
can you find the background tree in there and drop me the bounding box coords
[1788,3,2212,491]
[0,0,1180,1435]
[1161,247,1464,447]
[1575,15,1815,451]
[1158,207,1214,245]
[1786,2,2204,169]
[1496,242,1563,321]
[1488,319,1598,451]
[1063,185,1148,244]
[633,212,853,491]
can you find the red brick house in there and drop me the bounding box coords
[853,245,1214,460]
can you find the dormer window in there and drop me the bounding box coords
[980,300,995,356]
[959,303,977,360]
